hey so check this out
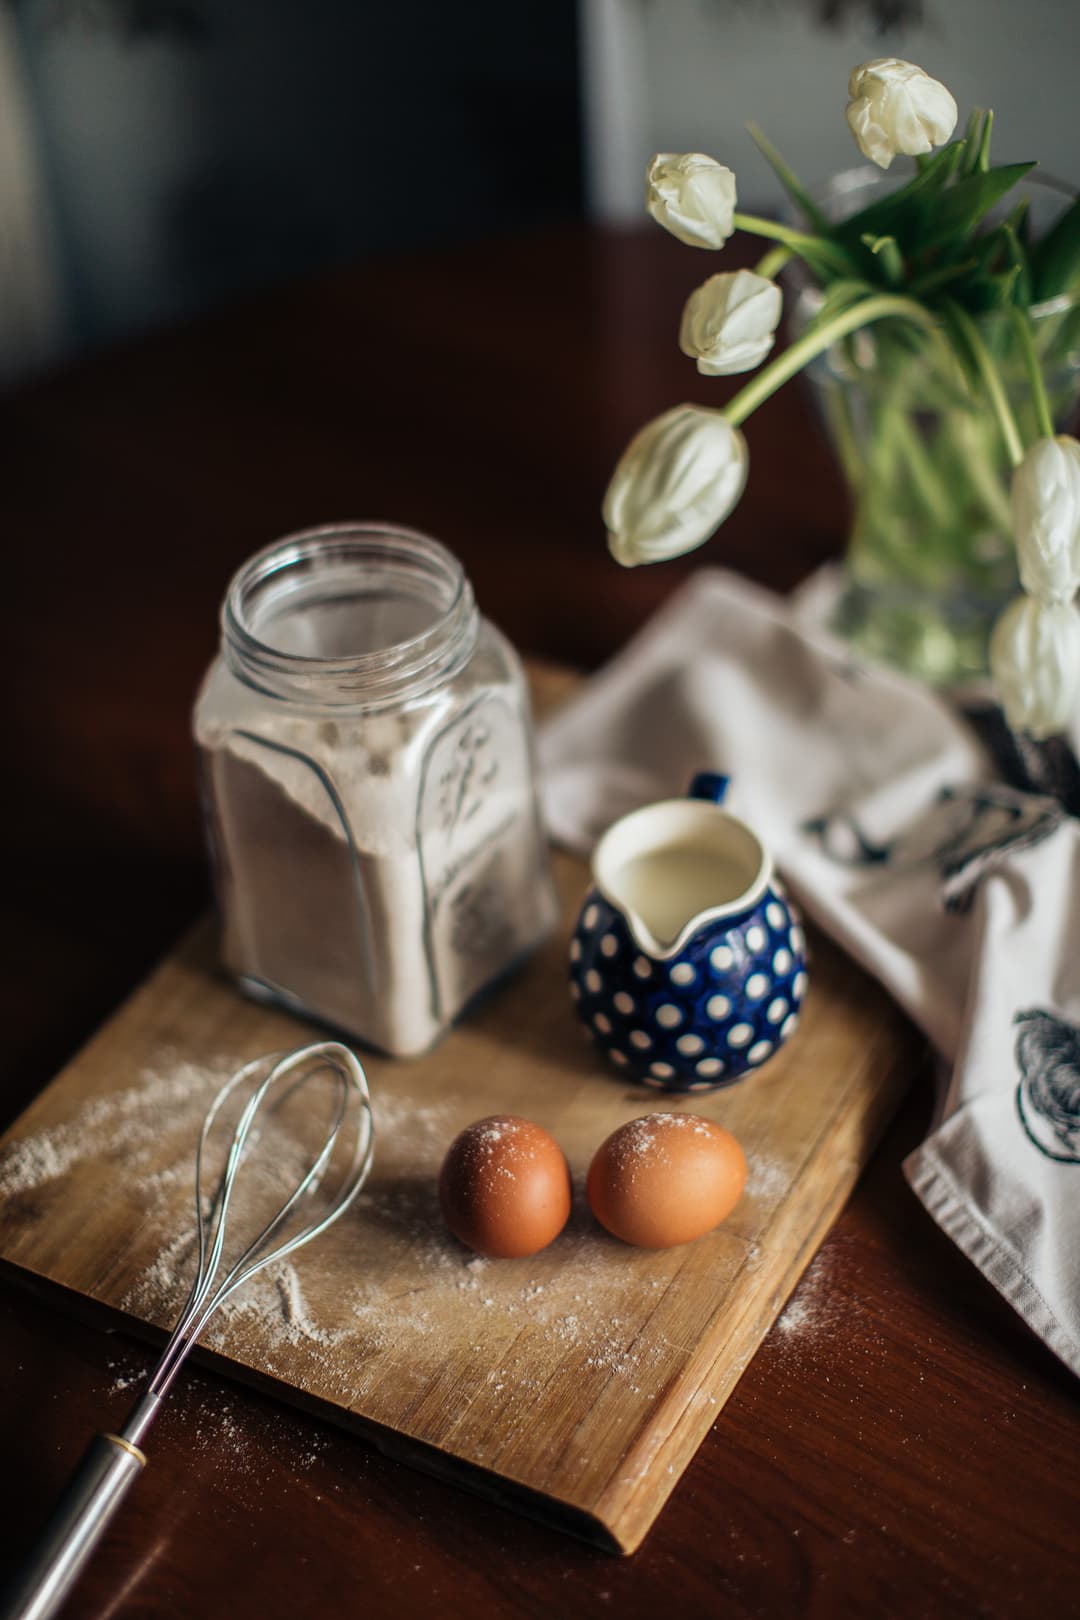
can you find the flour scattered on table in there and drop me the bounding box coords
[774,1247,846,1342]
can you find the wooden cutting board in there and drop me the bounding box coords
[0,665,922,1554]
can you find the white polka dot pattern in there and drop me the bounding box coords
[567,881,808,1091]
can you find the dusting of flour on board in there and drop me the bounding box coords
[0,1052,766,1407]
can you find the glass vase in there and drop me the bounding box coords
[797,168,1080,687]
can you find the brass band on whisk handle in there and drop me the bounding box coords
[2,1040,375,1620]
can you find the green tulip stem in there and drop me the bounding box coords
[731,212,853,275]
[722,294,953,429]
[1009,306,1055,441]
[945,301,1025,468]
[888,410,957,530]
[755,244,792,280]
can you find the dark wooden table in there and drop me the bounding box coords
[1,225,1077,1620]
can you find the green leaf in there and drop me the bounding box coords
[970,220,1012,276]
[819,277,876,305]
[906,140,969,196]
[908,258,980,298]
[1007,198,1032,252]
[793,243,858,283]
[1030,193,1080,300]
[972,109,994,174]
[999,221,1032,306]
[811,277,878,320]
[860,232,904,285]
[919,161,1036,246]
[745,122,828,233]
[833,141,965,248]
[959,109,983,176]
[960,267,1022,313]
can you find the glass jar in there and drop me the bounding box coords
[193,523,559,1057]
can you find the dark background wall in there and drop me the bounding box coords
[10,0,583,356]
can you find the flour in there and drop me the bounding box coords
[746,1154,792,1204]
[195,659,556,1059]
[774,1247,846,1342]
[0,1058,229,1199]
[2,1044,774,1417]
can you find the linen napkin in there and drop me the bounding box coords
[538,568,1080,1376]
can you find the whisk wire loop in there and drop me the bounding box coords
[148,1041,373,1399]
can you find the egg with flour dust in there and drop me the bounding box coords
[438,1115,572,1258]
[587,1112,746,1249]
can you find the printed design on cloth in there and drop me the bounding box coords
[1015,1009,1080,1164]
[803,784,1064,911]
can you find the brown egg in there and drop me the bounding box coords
[438,1115,572,1258]
[587,1113,746,1249]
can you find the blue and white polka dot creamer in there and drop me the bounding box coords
[569,772,807,1091]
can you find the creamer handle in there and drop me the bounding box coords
[688,771,730,805]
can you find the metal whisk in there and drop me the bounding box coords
[6,1040,374,1620]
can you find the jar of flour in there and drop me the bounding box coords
[194,523,558,1056]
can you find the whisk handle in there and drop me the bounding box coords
[4,1432,146,1620]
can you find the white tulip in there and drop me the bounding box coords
[645,153,737,250]
[603,405,748,568]
[845,59,958,170]
[1011,435,1080,604]
[989,593,1080,739]
[679,270,783,376]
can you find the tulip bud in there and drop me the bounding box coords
[645,153,737,250]
[679,270,783,377]
[845,59,958,170]
[989,593,1080,739]
[1011,435,1080,604]
[603,405,748,568]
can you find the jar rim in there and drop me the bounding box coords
[222,522,478,707]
